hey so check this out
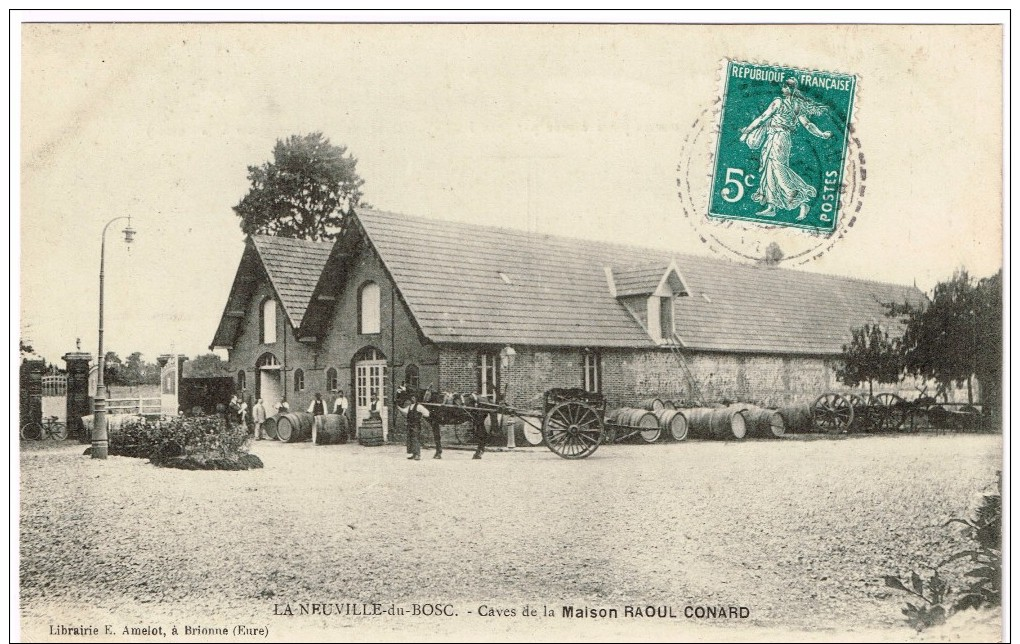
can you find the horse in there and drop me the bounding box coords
[395,386,497,459]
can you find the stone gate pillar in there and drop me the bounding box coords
[19,359,46,428]
[63,352,93,441]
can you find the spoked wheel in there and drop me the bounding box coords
[49,422,68,441]
[542,402,604,459]
[872,393,907,431]
[847,394,870,432]
[811,394,854,433]
[20,422,42,441]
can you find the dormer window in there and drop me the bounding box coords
[610,260,687,345]
[659,296,674,342]
[646,296,675,343]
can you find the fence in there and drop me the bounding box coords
[106,397,162,416]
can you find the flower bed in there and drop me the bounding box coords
[87,414,263,470]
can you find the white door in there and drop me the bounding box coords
[260,369,282,414]
[355,360,388,440]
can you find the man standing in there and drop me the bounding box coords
[398,392,431,461]
[253,398,267,440]
[308,393,326,444]
[227,395,240,428]
[333,389,350,442]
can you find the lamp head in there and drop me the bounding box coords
[122,223,136,245]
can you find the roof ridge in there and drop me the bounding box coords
[357,207,919,291]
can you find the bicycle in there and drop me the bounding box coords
[20,415,68,441]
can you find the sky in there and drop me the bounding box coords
[16,20,1004,367]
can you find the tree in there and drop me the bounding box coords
[185,353,229,378]
[886,269,1002,407]
[104,351,123,385]
[836,323,902,395]
[233,132,367,241]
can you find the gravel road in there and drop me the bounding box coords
[19,434,1001,642]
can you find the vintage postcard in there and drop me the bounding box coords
[15,17,1006,643]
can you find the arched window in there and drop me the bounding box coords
[261,297,277,344]
[237,370,246,391]
[326,367,338,392]
[405,364,420,391]
[359,282,381,334]
[293,368,305,393]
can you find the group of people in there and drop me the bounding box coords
[226,391,351,442]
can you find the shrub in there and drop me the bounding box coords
[109,415,261,470]
[883,472,1001,631]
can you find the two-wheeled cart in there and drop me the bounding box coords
[416,387,607,459]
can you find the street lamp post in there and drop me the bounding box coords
[92,216,136,460]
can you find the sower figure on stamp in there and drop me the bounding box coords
[740,78,832,220]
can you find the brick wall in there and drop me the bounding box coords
[435,345,934,412]
[437,345,588,410]
[602,349,927,408]
[226,239,438,432]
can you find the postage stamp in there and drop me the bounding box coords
[708,60,857,232]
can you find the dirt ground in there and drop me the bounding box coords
[18,434,1002,642]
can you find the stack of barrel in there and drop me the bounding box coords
[685,404,787,440]
[610,398,690,443]
[262,412,350,444]
[776,403,813,433]
[275,411,313,443]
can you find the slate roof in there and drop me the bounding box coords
[352,209,926,354]
[612,263,672,297]
[210,235,332,348]
[250,235,333,328]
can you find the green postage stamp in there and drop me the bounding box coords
[709,60,857,232]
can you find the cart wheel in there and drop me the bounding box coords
[542,402,604,459]
[872,393,906,431]
[811,394,854,433]
[847,394,868,431]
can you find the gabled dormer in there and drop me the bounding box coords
[607,261,690,345]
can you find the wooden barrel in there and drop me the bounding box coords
[359,416,384,446]
[518,416,544,446]
[684,408,714,439]
[714,407,748,440]
[778,404,813,433]
[317,414,348,445]
[688,407,746,440]
[661,400,676,411]
[612,408,660,443]
[654,409,689,441]
[276,412,313,443]
[637,398,664,412]
[262,416,279,440]
[742,407,786,438]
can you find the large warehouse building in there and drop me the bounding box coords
[211,208,925,440]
